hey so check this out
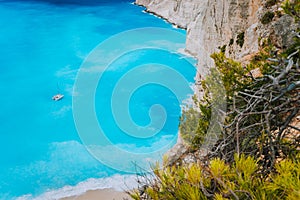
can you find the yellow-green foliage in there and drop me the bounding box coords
[267,158,300,199]
[130,154,300,200]
[180,52,259,149]
[282,0,300,22]
[180,107,207,148]
[180,64,226,149]
[210,52,252,99]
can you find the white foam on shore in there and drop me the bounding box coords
[177,48,197,59]
[17,174,138,200]
[172,24,179,29]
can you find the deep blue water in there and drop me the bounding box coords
[0,0,196,199]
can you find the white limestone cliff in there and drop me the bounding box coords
[135,0,298,77]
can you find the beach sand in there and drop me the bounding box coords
[61,188,131,200]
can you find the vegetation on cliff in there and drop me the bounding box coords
[130,153,300,200]
[129,1,299,199]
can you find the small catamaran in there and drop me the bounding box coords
[52,94,64,101]
[52,83,64,101]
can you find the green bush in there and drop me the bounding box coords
[210,52,251,99]
[265,0,278,8]
[229,38,234,46]
[180,64,226,149]
[282,0,300,22]
[179,107,206,148]
[236,32,245,48]
[261,11,275,24]
[218,45,226,53]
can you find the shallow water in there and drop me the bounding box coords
[0,0,196,199]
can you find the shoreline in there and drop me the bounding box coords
[26,174,138,200]
[62,2,195,200]
[61,2,194,200]
[60,188,130,200]
[134,2,187,30]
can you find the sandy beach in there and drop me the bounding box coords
[61,188,131,200]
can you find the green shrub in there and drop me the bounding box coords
[265,0,278,8]
[229,38,234,46]
[282,0,300,22]
[236,32,245,47]
[218,45,226,53]
[179,107,206,148]
[261,11,275,24]
[210,52,251,99]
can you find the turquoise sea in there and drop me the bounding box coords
[0,0,196,199]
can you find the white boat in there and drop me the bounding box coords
[52,94,64,101]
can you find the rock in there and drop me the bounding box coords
[182,153,197,164]
[270,14,298,49]
[248,68,263,78]
[164,134,188,165]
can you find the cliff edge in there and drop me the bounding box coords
[135,0,299,165]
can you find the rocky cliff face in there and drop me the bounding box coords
[186,0,262,76]
[135,0,298,77]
